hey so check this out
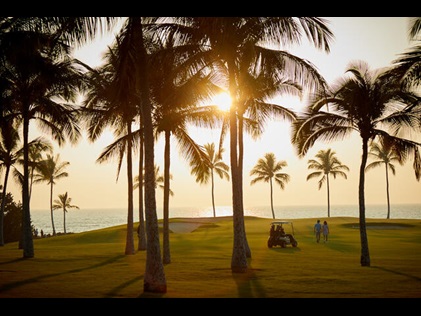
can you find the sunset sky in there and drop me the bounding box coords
[7,17,420,213]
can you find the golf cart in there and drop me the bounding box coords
[267,221,298,248]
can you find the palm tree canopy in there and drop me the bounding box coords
[52,191,80,212]
[307,148,349,190]
[250,152,290,189]
[292,60,421,180]
[190,142,230,184]
[365,138,403,175]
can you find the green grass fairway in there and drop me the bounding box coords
[1,216,421,298]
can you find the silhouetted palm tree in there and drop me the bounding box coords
[0,128,52,246]
[190,143,230,217]
[366,139,402,219]
[0,31,83,256]
[34,154,70,236]
[148,33,222,264]
[292,61,421,267]
[80,17,166,292]
[52,192,79,234]
[160,17,333,272]
[307,148,349,218]
[250,152,290,219]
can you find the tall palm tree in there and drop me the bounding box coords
[159,17,333,272]
[33,154,70,236]
[365,139,402,219]
[306,148,349,218]
[0,23,84,257]
[52,192,79,234]
[189,143,230,217]
[250,152,290,219]
[292,61,421,267]
[80,33,139,256]
[148,33,222,264]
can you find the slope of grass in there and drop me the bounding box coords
[1,216,421,298]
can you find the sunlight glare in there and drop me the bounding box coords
[213,92,232,112]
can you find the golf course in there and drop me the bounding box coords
[1,216,421,298]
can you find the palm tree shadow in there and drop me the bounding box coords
[371,266,421,282]
[232,264,267,298]
[0,255,126,293]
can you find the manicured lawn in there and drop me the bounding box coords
[1,216,421,298]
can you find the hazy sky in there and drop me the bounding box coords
[7,17,420,212]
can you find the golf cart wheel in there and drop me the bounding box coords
[292,241,298,247]
[280,241,286,248]
[267,240,273,248]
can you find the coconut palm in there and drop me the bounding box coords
[33,154,70,236]
[158,17,333,272]
[190,143,230,217]
[250,152,290,219]
[134,164,173,195]
[148,33,223,264]
[0,128,52,246]
[0,33,83,256]
[80,33,140,256]
[365,139,402,219]
[390,18,421,101]
[80,17,166,292]
[291,60,421,267]
[52,192,79,234]
[306,148,349,218]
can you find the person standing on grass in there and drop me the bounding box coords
[314,219,322,243]
[322,220,329,243]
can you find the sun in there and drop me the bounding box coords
[212,92,232,112]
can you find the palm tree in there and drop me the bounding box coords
[189,143,230,217]
[80,34,139,256]
[147,33,222,265]
[0,126,52,246]
[33,154,70,236]
[365,139,402,219]
[292,61,421,267]
[306,148,349,218]
[250,152,290,219]
[52,192,79,234]
[159,17,333,273]
[0,23,84,257]
[134,165,173,195]
[80,17,166,292]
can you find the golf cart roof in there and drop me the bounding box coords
[271,221,293,225]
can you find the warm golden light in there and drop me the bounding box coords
[213,92,232,112]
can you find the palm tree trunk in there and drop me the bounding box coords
[0,165,11,246]
[163,130,171,264]
[125,122,135,255]
[359,139,371,267]
[63,209,66,234]
[137,131,147,251]
[229,73,248,273]
[22,114,34,258]
[270,178,275,219]
[385,165,391,219]
[135,17,166,293]
[50,183,56,236]
[211,171,216,217]
[326,175,331,218]
[237,111,251,258]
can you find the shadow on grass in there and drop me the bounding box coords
[372,265,421,282]
[0,255,126,293]
[232,263,267,298]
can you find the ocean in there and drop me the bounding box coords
[30,203,421,236]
